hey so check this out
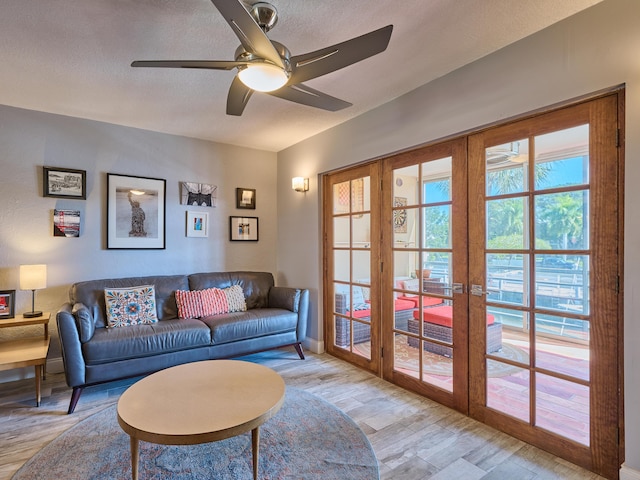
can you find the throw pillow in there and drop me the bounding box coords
[200,287,228,316]
[402,279,420,297]
[224,285,247,312]
[104,285,158,328]
[175,289,204,319]
[176,286,247,318]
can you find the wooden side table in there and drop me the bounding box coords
[0,312,51,406]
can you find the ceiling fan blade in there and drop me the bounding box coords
[268,84,351,111]
[131,60,244,70]
[210,0,284,69]
[227,75,254,116]
[289,25,393,84]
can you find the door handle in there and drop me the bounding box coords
[436,283,464,294]
[470,284,497,296]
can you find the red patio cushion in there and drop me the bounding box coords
[413,305,494,328]
[349,298,416,319]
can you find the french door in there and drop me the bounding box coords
[467,95,621,478]
[324,162,381,373]
[323,92,622,478]
[380,138,469,412]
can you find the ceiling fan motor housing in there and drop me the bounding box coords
[234,41,292,74]
[248,2,278,32]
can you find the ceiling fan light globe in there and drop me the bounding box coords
[238,63,288,92]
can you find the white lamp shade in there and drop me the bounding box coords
[238,63,288,92]
[20,264,47,290]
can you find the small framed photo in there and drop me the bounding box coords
[0,290,15,319]
[186,211,209,238]
[43,167,86,199]
[107,173,166,249]
[54,209,80,237]
[236,188,256,209]
[181,182,217,207]
[230,216,258,241]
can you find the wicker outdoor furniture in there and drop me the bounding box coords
[407,305,502,357]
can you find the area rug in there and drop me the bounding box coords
[13,387,378,480]
[354,335,529,378]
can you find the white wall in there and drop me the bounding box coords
[0,105,278,361]
[276,0,640,473]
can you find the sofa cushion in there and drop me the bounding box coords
[413,305,495,328]
[349,297,416,319]
[82,318,211,365]
[104,285,158,328]
[199,308,298,345]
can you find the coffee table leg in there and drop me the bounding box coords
[130,436,139,480]
[252,426,260,480]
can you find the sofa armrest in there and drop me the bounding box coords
[269,286,301,312]
[72,302,95,343]
[296,289,309,342]
[268,286,309,343]
[56,303,86,388]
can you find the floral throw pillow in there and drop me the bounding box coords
[104,285,158,328]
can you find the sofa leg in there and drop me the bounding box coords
[67,387,84,414]
[294,343,305,360]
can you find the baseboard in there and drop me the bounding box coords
[621,464,640,480]
[47,357,65,374]
[304,338,325,354]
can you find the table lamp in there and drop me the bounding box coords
[20,264,47,318]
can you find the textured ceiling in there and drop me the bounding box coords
[0,0,602,152]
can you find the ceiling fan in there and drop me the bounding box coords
[131,0,393,116]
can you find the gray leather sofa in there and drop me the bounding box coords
[56,271,309,413]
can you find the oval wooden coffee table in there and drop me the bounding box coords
[117,360,285,480]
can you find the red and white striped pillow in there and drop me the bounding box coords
[175,285,247,319]
[175,289,203,319]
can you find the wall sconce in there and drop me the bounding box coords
[20,264,47,318]
[292,177,309,193]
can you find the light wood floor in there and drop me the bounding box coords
[0,350,605,480]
